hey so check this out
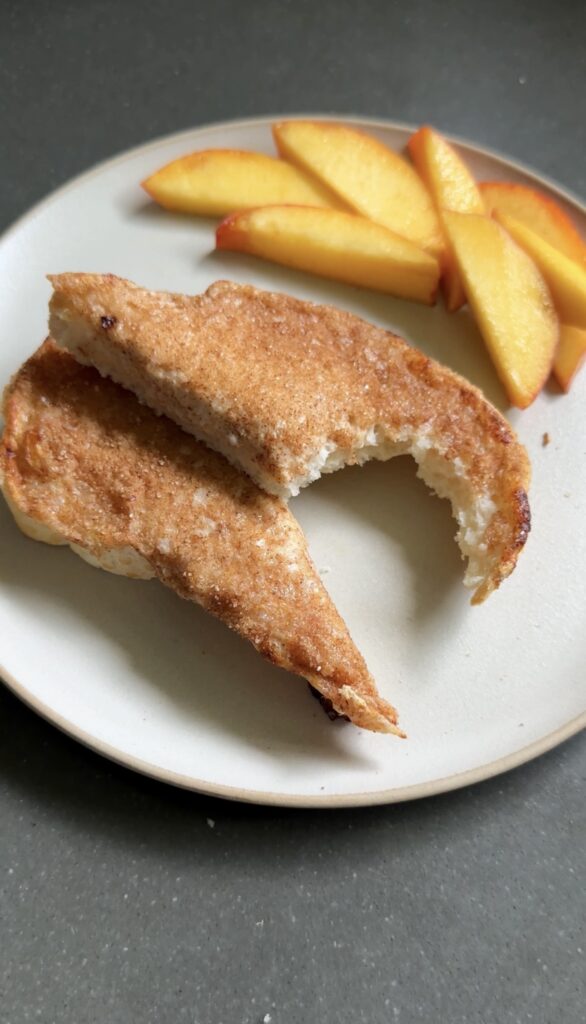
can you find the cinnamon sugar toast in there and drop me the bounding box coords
[0,340,401,735]
[49,274,531,603]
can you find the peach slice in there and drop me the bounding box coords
[408,126,485,312]
[481,182,586,265]
[141,149,339,216]
[273,120,444,257]
[216,205,440,304]
[553,324,586,391]
[496,212,586,330]
[443,212,558,408]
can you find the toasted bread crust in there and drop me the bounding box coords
[49,275,531,601]
[1,341,401,734]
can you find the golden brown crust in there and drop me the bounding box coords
[0,340,401,735]
[48,274,531,601]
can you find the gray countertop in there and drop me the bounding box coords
[1,2,585,1021]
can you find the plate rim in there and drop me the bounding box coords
[2,660,584,807]
[1,113,585,807]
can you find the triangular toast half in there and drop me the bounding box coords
[1,341,401,735]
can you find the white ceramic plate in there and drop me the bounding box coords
[0,116,584,806]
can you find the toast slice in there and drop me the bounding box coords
[0,340,401,735]
[49,274,532,604]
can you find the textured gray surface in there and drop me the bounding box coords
[1,1,585,1022]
